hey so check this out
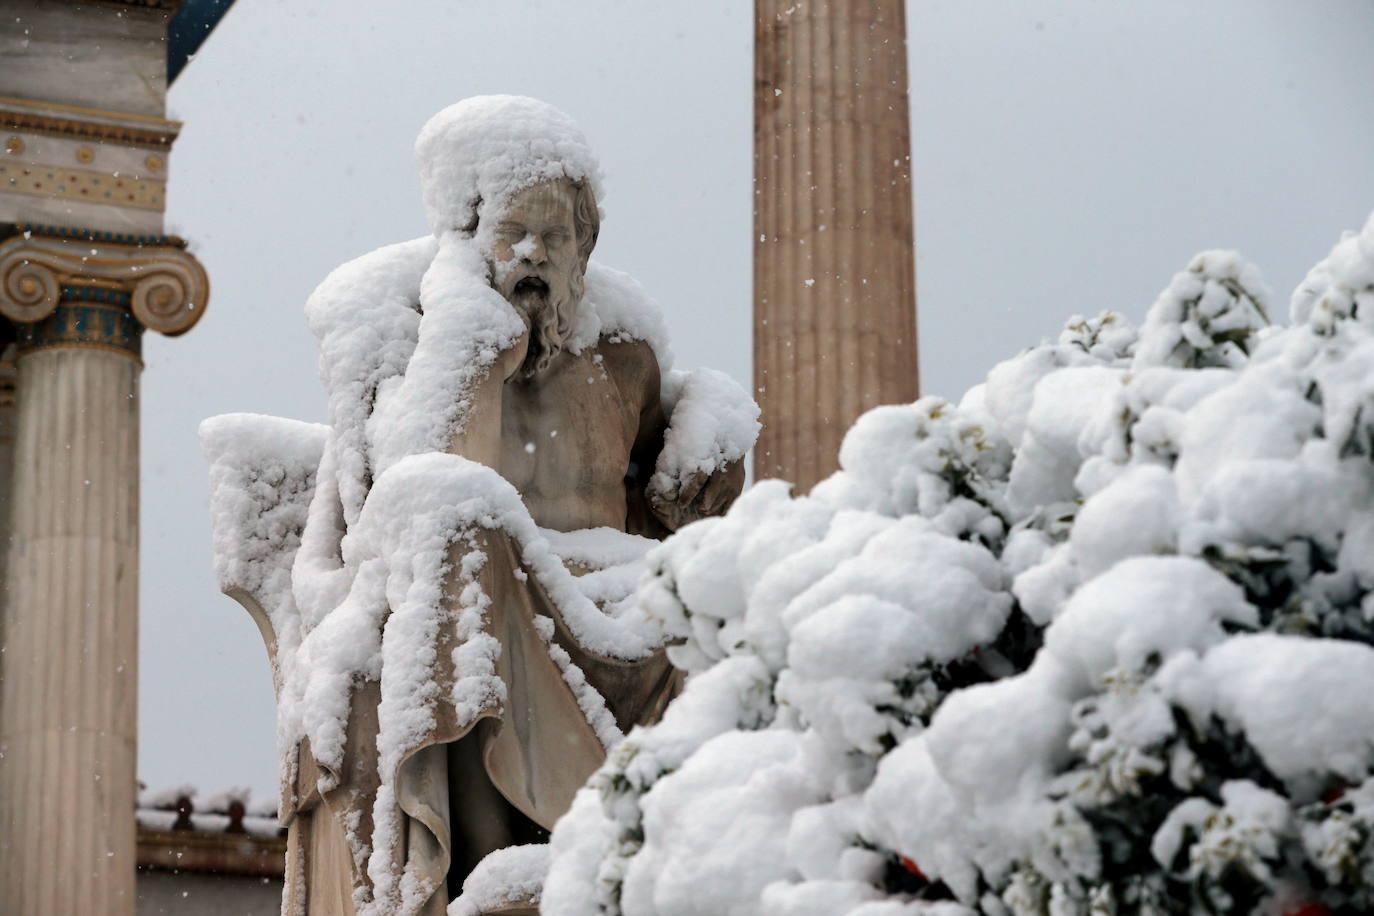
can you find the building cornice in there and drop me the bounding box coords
[137,829,286,879]
[0,95,182,150]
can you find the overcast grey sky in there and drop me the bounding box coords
[142,0,1374,802]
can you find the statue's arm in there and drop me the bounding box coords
[623,342,672,538]
[444,328,529,468]
[621,344,746,533]
[645,363,750,532]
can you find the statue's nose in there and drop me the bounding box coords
[525,235,548,264]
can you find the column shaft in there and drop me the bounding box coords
[0,344,140,914]
[754,0,919,490]
[0,346,17,595]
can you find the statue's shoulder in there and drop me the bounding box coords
[571,261,674,372]
[304,235,439,336]
[595,335,661,383]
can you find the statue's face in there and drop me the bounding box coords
[486,178,581,326]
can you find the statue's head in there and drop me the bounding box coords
[485,177,599,374]
[415,96,603,375]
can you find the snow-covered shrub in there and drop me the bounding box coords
[546,213,1374,916]
[545,394,1050,915]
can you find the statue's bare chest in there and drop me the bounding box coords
[498,349,642,529]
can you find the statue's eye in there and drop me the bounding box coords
[544,230,568,247]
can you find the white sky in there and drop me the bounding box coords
[143,0,1374,802]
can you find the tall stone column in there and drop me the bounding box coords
[754,0,919,491]
[0,230,206,914]
[0,345,17,594]
[0,2,225,910]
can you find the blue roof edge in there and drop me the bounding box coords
[168,0,238,85]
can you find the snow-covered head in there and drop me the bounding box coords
[415,95,603,375]
[415,94,603,238]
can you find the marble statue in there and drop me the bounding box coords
[202,95,757,916]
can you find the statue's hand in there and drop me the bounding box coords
[496,325,532,381]
[648,459,745,532]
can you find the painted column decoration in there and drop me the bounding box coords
[753,0,920,491]
[0,226,207,915]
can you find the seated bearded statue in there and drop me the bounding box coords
[200,95,758,915]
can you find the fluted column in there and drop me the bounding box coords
[0,345,17,595]
[0,229,207,915]
[754,0,919,490]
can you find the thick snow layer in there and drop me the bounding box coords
[1166,634,1374,783]
[302,242,696,539]
[549,392,1021,913]
[652,367,760,500]
[134,808,281,838]
[448,844,549,916]
[539,525,659,571]
[545,210,1374,914]
[1042,556,1254,695]
[138,783,199,810]
[1131,250,1271,371]
[817,398,1011,534]
[201,413,329,620]
[620,729,822,915]
[569,262,674,368]
[200,411,329,723]
[284,452,668,783]
[543,656,777,915]
[1290,210,1374,328]
[365,233,527,480]
[303,235,435,527]
[415,95,603,237]
[1005,366,1124,518]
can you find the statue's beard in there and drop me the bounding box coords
[504,268,583,378]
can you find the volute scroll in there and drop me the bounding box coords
[0,233,209,334]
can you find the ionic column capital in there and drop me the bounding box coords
[0,226,209,341]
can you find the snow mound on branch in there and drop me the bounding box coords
[548,209,1374,915]
[550,393,1026,915]
[862,222,1374,912]
[1291,210,1374,329]
[1166,634,1374,784]
[1131,249,1271,371]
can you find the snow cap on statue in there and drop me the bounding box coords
[415,95,605,237]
